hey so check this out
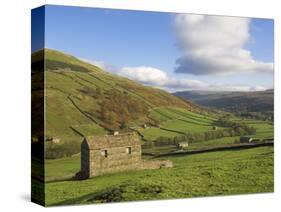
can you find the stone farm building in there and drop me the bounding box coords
[177,141,189,149]
[77,133,172,179]
[240,136,253,143]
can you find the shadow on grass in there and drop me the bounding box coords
[49,182,165,206]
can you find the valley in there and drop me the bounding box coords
[31,49,274,205]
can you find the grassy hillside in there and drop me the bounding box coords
[135,107,218,141]
[40,146,273,206]
[174,90,274,118]
[32,49,218,157]
[32,49,274,159]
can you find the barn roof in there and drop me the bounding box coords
[82,133,140,150]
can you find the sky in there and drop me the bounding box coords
[32,5,274,92]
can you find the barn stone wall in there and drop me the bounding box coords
[81,133,142,178]
[77,133,173,179]
[88,144,141,176]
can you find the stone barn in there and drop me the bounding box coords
[177,141,189,149]
[240,136,253,143]
[79,133,141,178]
[76,133,172,179]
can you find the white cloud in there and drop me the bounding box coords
[78,59,269,92]
[174,14,273,75]
[120,66,205,90]
[120,66,169,86]
[118,66,267,92]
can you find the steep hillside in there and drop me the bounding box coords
[32,49,213,147]
[174,90,274,113]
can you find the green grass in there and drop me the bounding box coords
[168,107,216,122]
[143,107,218,141]
[232,119,274,139]
[141,107,218,142]
[187,136,240,151]
[248,122,273,139]
[160,119,212,134]
[142,145,178,155]
[45,154,80,181]
[148,107,215,125]
[141,118,273,155]
[71,124,107,136]
[43,146,273,206]
[185,119,273,152]
[148,109,171,123]
[140,112,273,144]
[138,127,181,141]
[142,135,260,155]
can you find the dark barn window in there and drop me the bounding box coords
[101,149,108,157]
[126,147,132,154]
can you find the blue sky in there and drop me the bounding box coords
[32,5,274,92]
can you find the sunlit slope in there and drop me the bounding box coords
[32,49,212,143]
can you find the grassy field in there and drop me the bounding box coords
[243,120,273,139]
[138,127,181,141]
[71,124,107,136]
[45,155,80,181]
[187,136,240,151]
[149,107,215,125]
[139,107,217,142]
[43,146,273,206]
[142,118,273,155]
[160,119,212,133]
[141,137,240,155]
[230,119,274,139]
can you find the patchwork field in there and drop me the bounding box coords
[42,146,273,206]
[242,120,274,139]
[141,117,273,155]
[138,107,217,142]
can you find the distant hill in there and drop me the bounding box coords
[32,49,213,148]
[174,90,274,113]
